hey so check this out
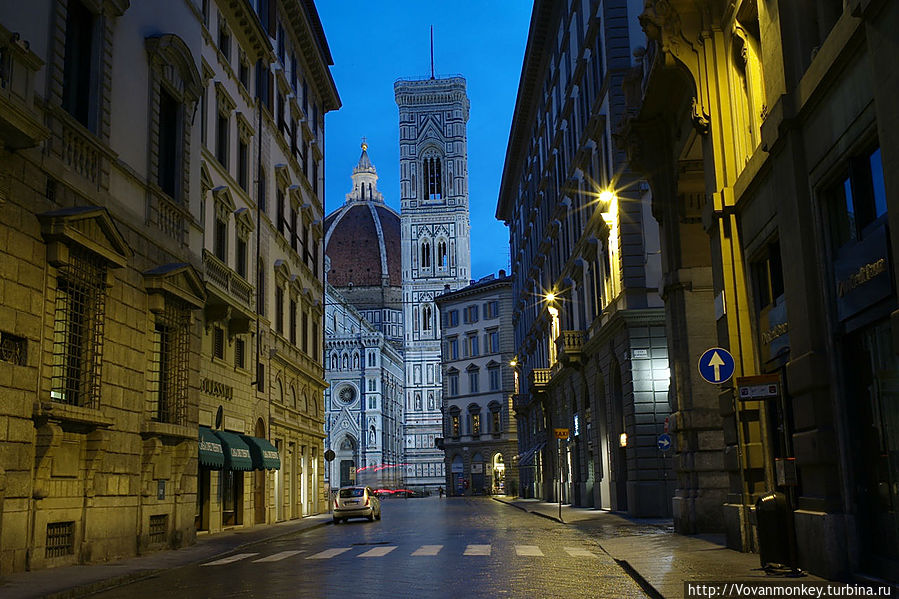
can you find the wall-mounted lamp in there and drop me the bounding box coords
[619,432,628,448]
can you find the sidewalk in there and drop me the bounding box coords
[493,497,823,599]
[0,514,332,599]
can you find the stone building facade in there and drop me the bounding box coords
[617,0,899,582]
[436,273,517,496]
[0,0,337,574]
[323,280,404,491]
[195,0,338,532]
[395,75,472,492]
[496,0,673,516]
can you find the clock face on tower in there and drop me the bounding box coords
[338,386,356,403]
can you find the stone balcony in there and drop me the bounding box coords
[203,249,255,334]
[556,330,586,368]
[529,368,551,392]
[0,26,49,154]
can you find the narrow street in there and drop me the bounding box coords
[89,497,648,599]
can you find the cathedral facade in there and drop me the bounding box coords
[395,75,472,491]
[324,145,406,491]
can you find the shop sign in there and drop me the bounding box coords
[833,224,892,323]
[471,463,483,474]
[201,378,233,400]
[758,299,789,365]
[451,462,464,473]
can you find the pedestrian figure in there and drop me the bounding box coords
[438,486,444,498]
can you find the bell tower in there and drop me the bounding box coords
[395,74,471,490]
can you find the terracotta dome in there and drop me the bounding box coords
[324,142,401,288]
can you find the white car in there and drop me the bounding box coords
[333,486,381,523]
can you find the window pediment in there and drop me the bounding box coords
[38,206,130,268]
[143,263,205,310]
[145,34,202,105]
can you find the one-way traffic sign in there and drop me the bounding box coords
[698,347,735,384]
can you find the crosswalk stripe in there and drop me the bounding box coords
[201,553,258,566]
[308,548,352,559]
[411,545,443,556]
[515,545,544,556]
[463,544,491,556]
[253,550,304,562]
[564,547,597,558]
[357,546,397,558]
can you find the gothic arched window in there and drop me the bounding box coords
[422,304,432,331]
[421,239,431,269]
[421,153,443,200]
[437,239,447,270]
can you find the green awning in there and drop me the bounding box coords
[241,435,281,470]
[198,426,225,469]
[213,430,254,471]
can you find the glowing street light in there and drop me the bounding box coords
[545,291,556,303]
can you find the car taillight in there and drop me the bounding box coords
[364,496,370,507]
[334,498,339,509]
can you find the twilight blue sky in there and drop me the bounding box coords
[317,1,533,280]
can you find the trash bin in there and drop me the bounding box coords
[755,491,793,568]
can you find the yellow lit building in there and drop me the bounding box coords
[620,0,899,582]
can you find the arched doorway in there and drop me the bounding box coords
[254,418,266,523]
[337,435,358,488]
[492,453,506,495]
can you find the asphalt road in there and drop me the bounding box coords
[90,497,648,599]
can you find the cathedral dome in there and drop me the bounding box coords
[324,142,401,288]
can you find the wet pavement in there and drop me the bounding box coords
[495,497,827,599]
[0,496,838,599]
[84,497,648,599]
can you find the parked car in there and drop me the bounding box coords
[333,486,381,523]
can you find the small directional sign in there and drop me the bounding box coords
[657,433,672,452]
[698,347,735,384]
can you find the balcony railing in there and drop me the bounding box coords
[556,330,586,367]
[203,250,254,311]
[529,368,551,392]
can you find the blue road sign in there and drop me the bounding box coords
[657,433,672,452]
[698,347,735,384]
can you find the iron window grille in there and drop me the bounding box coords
[148,300,190,425]
[46,521,75,558]
[50,248,107,409]
[148,514,168,543]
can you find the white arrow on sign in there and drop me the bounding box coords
[707,351,725,382]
